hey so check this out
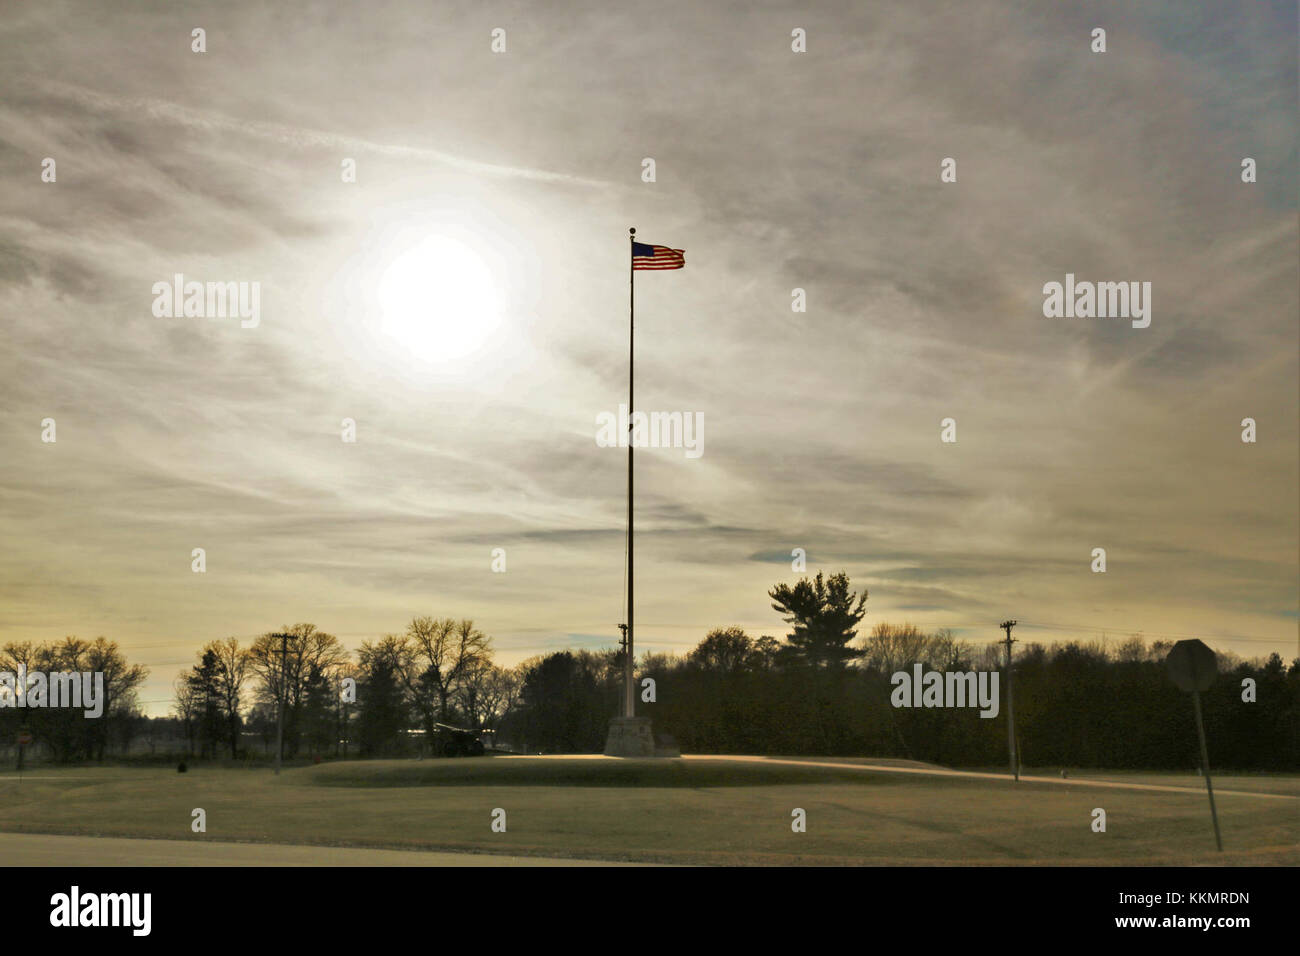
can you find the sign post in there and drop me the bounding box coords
[16,728,32,782]
[1165,639,1222,851]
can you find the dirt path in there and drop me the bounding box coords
[689,755,1298,800]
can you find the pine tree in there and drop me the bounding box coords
[768,571,868,669]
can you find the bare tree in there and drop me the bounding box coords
[205,637,250,758]
[83,637,148,759]
[926,628,973,668]
[172,676,198,755]
[456,659,521,734]
[861,622,932,674]
[0,640,35,674]
[248,624,348,758]
[482,665,523,742]
[406,617,493,725]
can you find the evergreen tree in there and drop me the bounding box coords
[768,571,868,669]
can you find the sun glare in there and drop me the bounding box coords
[377,234,503,362]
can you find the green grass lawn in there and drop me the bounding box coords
[0,758,1294,865]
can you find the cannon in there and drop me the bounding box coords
[430,722,485,757]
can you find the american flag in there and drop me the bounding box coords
[632,241,685,270]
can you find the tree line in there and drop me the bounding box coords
[505,572,1300,771]
[0,637,148,761]
[3,571,1297,770]
[170,619,520,760]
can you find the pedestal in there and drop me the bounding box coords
[603,716,656,757]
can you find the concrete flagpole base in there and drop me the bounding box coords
[604,716,675,757]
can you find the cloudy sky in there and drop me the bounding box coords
[1,0,1296,714]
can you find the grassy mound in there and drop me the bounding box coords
[298,756,910,789]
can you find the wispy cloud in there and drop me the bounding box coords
[27,80,613,189]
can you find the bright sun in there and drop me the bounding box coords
[377,235,503,362]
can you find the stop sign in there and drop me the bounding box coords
[1166,639,1217,693]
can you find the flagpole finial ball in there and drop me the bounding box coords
[629,227,636,235]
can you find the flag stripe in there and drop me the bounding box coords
[632,242,685,270]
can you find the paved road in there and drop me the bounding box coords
[0,833,637,866]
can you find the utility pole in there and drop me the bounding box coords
[1000,620,1018,781]
[273,632,289,775]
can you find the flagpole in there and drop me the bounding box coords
[626,226,635,720]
